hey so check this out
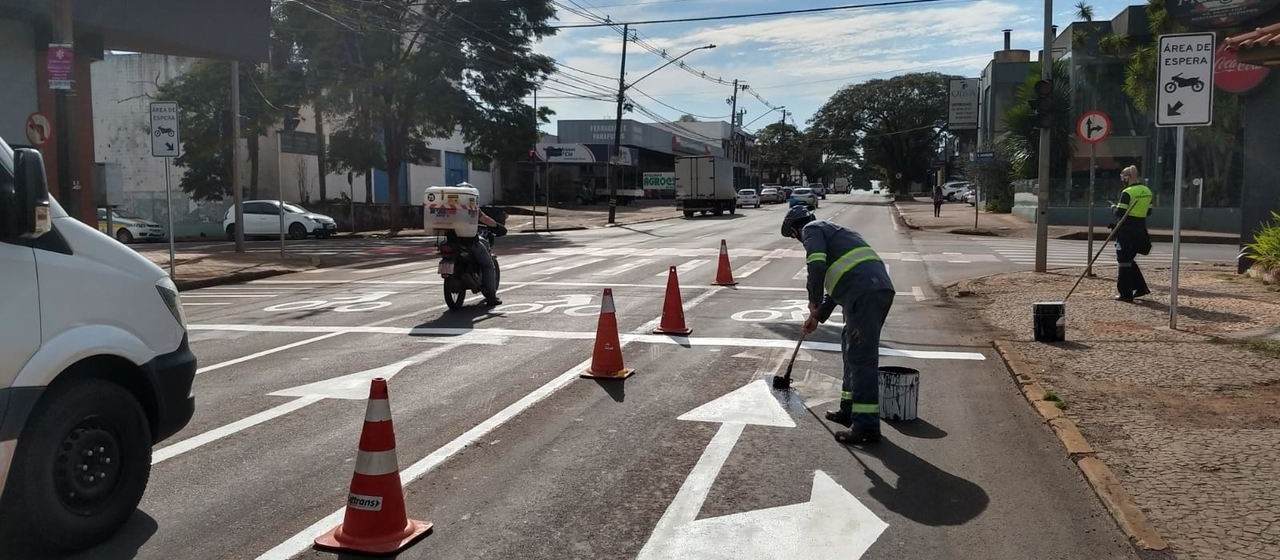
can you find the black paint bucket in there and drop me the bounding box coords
[1033,301,1066,342]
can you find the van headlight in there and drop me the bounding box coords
[156,277,187,329]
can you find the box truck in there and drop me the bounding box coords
[675,156,736,218]
[0,136,196,552]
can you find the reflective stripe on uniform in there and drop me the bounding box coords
[807,252,828,264]
[1116,185,1153,218]
[840,391,852,401]
[850,403,879,414]
[824,246,881,294]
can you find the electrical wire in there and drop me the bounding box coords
[549,0,973,28]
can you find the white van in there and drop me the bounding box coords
[0,137,196,551]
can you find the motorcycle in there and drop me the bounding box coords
[1164,73,1205,93]
[437,208,507,310]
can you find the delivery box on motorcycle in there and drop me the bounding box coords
[424,185,480,237]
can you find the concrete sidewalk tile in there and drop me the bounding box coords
[1077,457,1169,551]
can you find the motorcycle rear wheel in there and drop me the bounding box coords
[444,280,467,310]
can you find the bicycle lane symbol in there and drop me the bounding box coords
[729,299,844,323]
[500,294,598,317]
[263,292,397,313]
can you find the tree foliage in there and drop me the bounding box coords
[155,61,297,201]
[1002,62,1076,181]
[277,0,556,229]
[809,72,956,198]
[753,122,806,183]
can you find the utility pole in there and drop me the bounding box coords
[51,0,80,221]
[608,23,630,226]
[232,61,245,253]
[1034,0,1053,273]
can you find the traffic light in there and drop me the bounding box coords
[1028,79,1055,129]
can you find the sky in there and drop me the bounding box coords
[532,0,1140,135]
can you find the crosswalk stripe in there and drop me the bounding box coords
[793,267,807,280]
[733,259,770,278]
[534,257,605,275]
[658,259,710,276]
[500,256,558,271]
[351,262,421,275]
[594,258,656,277]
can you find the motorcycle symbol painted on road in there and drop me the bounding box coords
[729,300,843,323]
[1164,73,1205,94]
[500,294,598,316]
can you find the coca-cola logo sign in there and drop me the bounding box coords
[1216,45,1271,93]
[1168,0,1280,28]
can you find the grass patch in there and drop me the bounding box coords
[1043,390,1069,409]
[1227,338,1280,359]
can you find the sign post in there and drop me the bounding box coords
[1077,110,1112,277]
[1156,32,1215,329]
[150,102,181,279]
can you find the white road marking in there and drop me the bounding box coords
[792,267,807,281]
[495,255,557,271]
[594,258,656,277]
[534,257,605,275]
[183,302,231,307]
[302,257,401,273]
[636,287,724,333]
[183,294,278,299]
[733,259,770,279]
[351,262,422,275]
[658,259,711,276]
[189,324,987,360]
[152,396,324,464]
[913,286,926,302]
[255,279,727,560]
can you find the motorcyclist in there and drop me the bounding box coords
[444,198,506,307]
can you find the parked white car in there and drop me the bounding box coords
[736,189,761,208]
[222,200,338,240]
[759,186,784,204]
[1,136,196,551]
[940,181,972,201]
[97,208,166,244]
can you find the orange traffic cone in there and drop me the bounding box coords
[712,239,737,286]
[582,288,635,379]
[654,266,692,336]
[314,378,432,556]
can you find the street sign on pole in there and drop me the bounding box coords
[1078,110,1111,277]
[947,78,980,130]
[150,102,181,157]
[1155,32,1215,329]
[1077,111,1111,145]
[1156,33,1215,128]
[150,101,180,279]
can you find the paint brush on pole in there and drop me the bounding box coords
[772,333,807,390]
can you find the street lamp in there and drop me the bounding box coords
[607,38,717,224]
[743,105,785,129]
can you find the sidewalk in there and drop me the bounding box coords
[895,199,1238,244]
[950,264,1280,559]
[343,200,681,238]
[145,251,326,290]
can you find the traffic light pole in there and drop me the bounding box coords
[1034,0,1053,273]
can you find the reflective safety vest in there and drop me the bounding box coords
[801,221,893,304]
[823,246,882,295]
[1116,184,1152,219]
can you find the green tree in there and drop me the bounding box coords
[754,122,805,183]
[278,0,556,230]
[1002,62,1075,182]
[809,72,957,199]
[155,60,294,201]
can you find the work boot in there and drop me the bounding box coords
[483,297,503,307]
[824,409,853,427]
[834,426,881,445]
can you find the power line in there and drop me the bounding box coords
[629,87,729,120]
[548,0,974,28]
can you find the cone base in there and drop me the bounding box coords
[653,326,692,336]
[711,280,738,286]
[314,519,433,557]
[581,367,635,380]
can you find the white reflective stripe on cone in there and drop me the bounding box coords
[364,398,392,423]
[600,291,616,314]
[355,449,401,476]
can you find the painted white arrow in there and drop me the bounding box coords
[152,343,459,464]
[637,380,888,560]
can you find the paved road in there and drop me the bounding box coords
[49,195,1145,560]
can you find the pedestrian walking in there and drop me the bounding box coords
[1112,165,1152,302]
[782,206,895,444]
[932,186,944,217]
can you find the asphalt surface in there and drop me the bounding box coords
[38,192,1175,560]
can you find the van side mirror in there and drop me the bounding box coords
[11,148,52,237]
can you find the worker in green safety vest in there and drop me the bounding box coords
[782,206,896,444]
[1111,165,1153,302]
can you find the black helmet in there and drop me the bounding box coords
[781,206,814,238]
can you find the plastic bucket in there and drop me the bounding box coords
[878,366,919,421]
[1033,301,1066,342]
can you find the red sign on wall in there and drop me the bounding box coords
[47,43,74,90]
[1215,45,1271,93]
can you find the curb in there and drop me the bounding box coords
[890,202,920,231]
[175,268,306,291]
[991,340,1168,552]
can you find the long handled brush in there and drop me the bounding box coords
[772,334,807,390]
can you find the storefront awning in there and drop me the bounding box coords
[1225,20,1280,67]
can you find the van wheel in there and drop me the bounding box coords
[683,211,695,218]
[288,223,308,240]
[225,224,236,241]
[115,229,133,244]
[0,379,151,552]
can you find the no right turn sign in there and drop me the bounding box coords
[1156,33,1215,127]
